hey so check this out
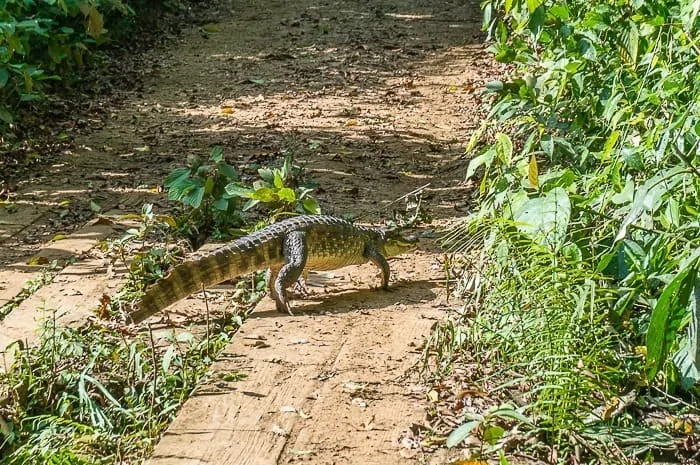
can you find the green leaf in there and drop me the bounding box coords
[251,187,278,202]
[219,163,238,180]
[504,0,514,14]
[647,266,697,382]
[243,199,260,211]
[466,148,495,180]
[258,167,275,183]
[162,346,175,372]
[525,0,543,14]
[301,198,321,214]
[672,278,700,390]
[0,68,9,88]
[620,20,639,65]
[483,425,505,445]
[601,130,620,161]
[210,145,224,163]
[513,187,571,247]
[446,420,480,448]
[183,187,205,208]
[225,183,253,198]
[540,134,554,157]
[277,187,296,203]
[213,198,229,211]
[273,170,285,188]
[164,168,191,188]
[615,166,686,242]
[0,105,13,124]
[494,133,513,166]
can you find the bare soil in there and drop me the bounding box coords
[0,0,501,463]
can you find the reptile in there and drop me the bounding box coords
[129,215,418,323]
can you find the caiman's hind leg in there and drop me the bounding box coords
[266,267,280,302]
[365,247,390,290]
[274,231,308,315]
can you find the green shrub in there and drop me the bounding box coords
[438,0,700,459]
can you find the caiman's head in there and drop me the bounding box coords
[381,229,419,257]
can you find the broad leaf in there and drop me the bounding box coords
[446,420,480,448]
[513,187,571,247]
[647,266,697,382]
[672,278,700,390]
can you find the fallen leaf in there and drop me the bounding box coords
[27,256,50,266]
[221,106,234,114]
[271,424,287,436]
[203,24,221,33]
[52,234,68,241]
[427,389,440,403]
[344,119,358,127]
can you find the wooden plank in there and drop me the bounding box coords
[0,219,125,368]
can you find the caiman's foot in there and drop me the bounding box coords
[275,299,295,316]
[293,277,310,297]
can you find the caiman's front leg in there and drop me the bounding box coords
[365,247,390,290]
[274,231,308,315]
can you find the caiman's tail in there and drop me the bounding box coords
[129,239,280,323]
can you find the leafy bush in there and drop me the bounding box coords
[165,146,321,242]
[0,0,190,129]
[438,0,700,460]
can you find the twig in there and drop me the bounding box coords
[354,183,431,221]
[147,323,157,429]
[202,284,210,360]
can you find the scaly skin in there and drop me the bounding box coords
[130,215,417,323]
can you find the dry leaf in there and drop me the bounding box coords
[271,424,287,436]
[427,389,439,403]
[344,119,358,127]
[528,153,539,189]
[26,256,49,266]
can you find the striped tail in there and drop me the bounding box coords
[129,239,281,323]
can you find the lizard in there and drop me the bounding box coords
[129,215,418,323]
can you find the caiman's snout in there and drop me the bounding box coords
[384,231,419,257]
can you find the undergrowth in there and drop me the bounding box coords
[0,145,321,463]
[429,0,700,462]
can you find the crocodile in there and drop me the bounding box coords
[129,215,418,323]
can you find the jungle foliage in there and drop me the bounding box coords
[437,0,700,461]
[0,0,184,129]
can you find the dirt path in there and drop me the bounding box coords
[0,0,499,462]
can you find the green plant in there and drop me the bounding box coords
[0,311,236,464]
[224,153,321,218]
[0,0,134,125]
[436,0,700,460]
[165,147,321,242]
[103,203,185,293]
[164,146,246,242]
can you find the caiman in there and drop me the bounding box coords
[130,215,418,323]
